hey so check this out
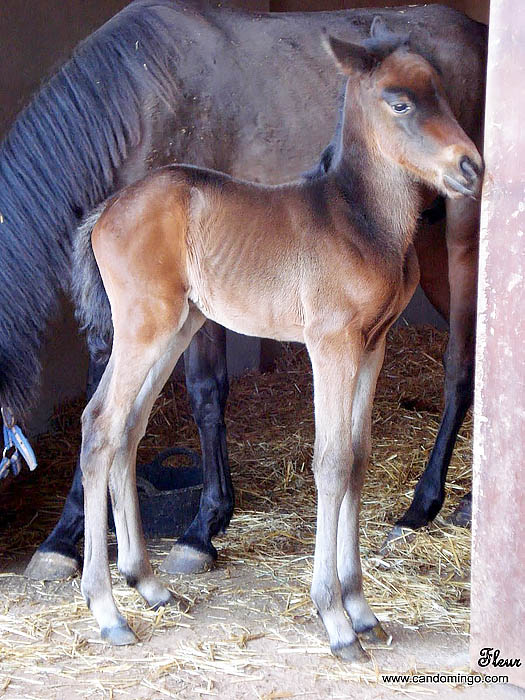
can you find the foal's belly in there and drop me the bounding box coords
[188,274,306,343]
[186,238,307,343]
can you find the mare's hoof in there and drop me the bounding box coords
[447,496,472,528]
[101,621,137,646]
[331,638,370,664]
[380,525,416,554]
[25,551,80,581]
[358,623,392,646]
[160,544,215,575]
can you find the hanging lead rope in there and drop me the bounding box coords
[0,407,38,480]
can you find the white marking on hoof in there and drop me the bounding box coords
[160,544,214,574]
[25,551,80,581]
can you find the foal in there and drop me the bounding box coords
[75,25,481,660]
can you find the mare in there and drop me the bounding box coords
[0,0,486,581]
[72,23,482,656]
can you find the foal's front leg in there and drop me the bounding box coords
[337,340,390,645]
[306,328,369,663]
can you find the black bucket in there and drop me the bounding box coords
[109,447,203,539]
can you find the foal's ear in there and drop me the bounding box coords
[322,33,374,75]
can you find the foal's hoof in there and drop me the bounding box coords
[101,621,137,646]
[25,551,80,581]
[160,544,215,575]
[331,638,370,664]
[379,525,416,554]
[358,623,392,646]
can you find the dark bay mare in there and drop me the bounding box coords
[72,23,481,652]
[0,0,486,580]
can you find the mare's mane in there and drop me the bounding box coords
[0,1,180,416]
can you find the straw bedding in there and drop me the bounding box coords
[0,325,472,697]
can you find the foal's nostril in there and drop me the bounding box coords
[459,156,480,182]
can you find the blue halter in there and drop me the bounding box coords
[0,407,38,480]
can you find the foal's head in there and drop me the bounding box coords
[325,18,483,198]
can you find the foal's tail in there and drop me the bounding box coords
[72,205,113,364]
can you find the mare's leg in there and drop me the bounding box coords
[413,211,450,321]
[82,308,204,644]
[395,197,478,530]
[25,358,106,581]
[306,326,368,663]
[162,321,233,574]
[337,339,389,645]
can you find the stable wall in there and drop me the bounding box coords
[471,0,525,685]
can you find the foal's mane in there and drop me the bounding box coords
[0,1,180,417]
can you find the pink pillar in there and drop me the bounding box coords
[471,0,525,687]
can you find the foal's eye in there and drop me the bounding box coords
[391,102,411,114]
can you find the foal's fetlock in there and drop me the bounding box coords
[331,638,370,664]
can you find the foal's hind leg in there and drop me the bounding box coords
[337,340,390,646]
[81,310,204,644]
[110,310,206,609]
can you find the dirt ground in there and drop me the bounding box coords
[0,327,523,699]
[1,553,522,700]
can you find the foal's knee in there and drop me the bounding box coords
[312,446,353,492]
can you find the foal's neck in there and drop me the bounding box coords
[330,84,420,260]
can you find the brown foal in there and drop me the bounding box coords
[75,22,482,660]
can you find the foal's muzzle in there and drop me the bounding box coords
[443,154,483,198]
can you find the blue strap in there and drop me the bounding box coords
[0,407,37,480]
